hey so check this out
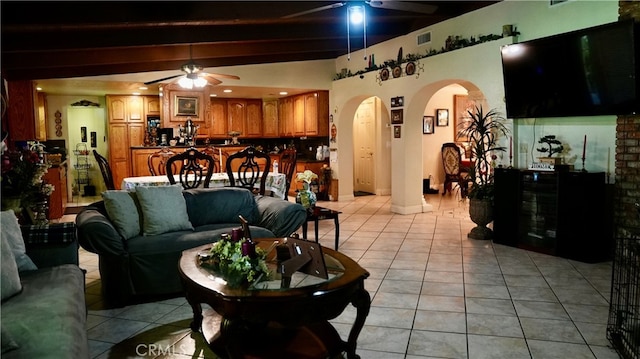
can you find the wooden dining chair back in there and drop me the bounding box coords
[441,142,469,197]
[147,147,177,176]
[165,147,214,189]
[226,146,271,195]
[93,150,116,190]
[279,147,297,200]
[202,146,230,173]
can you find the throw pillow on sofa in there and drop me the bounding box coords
[103,190,142,240]
[0,210,37,271]
[135,185,194,236]
[1,236,22,301]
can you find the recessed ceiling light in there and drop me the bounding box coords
[36,87,42,91]
[279,91,288,95]
[138,86,148,90]
[223,89,232,93]
[132,92,141,96]
[210,94,217,97]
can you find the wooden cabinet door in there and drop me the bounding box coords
[227,99,246,136]
[107,96,127,123]
[128,123,145,148]
[128,96,144,122]
[209,99,228,138]
[245,100,262,137]
[304,93,318,136]
[144,96,160,116]
[293,95,305,136]
[131,149,154,177]
[108,124,130,189]
[316,91,329,136]
[279,97,293,137]
[263,100,279,138]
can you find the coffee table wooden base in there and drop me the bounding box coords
[201,313,347,359]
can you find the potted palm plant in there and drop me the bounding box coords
[458,106,509,240]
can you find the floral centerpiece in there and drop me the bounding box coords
[296,170,318,209]
[1,148,54,218]
[204,237,270,288]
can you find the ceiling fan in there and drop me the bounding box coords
[144,46,240,88]
[281,1,438,18]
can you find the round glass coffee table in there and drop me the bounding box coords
[178,238,371,359]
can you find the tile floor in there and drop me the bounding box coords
[63,193,621,358]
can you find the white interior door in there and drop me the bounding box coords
[353,98,376,194]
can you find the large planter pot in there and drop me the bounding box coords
[468,198,494,240]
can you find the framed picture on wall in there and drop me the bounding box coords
[423,116,435,134]
[436,108,449,126]
[175,96,198,116]
[393,125,401,138]
[391,109,403,124]
[80,127,87,142]
[90,132,97,148]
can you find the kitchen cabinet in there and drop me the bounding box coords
[262,100,279,138]
[106,95,146,188]
[209,99,228,138]
[279,97,294,137]
[43,162,67,220]
[245,100,262,137]
[227,99,246,136]
[144,96,160,116]
[278,91,329,137]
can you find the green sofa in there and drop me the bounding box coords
[1,211,88,359]
[76,187,306,306]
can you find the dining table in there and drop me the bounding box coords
[121,172,288,198]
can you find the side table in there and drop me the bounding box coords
[302,206,341,250]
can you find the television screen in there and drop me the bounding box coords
[501,20,638,118]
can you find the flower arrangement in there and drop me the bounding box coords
[296,170,318,184]
[205,237,270,287]
[1,148,53,211]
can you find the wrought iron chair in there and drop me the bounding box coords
[225,146,271,195]
[92,150,116,190]
[147,147,177,176]
[441,143,470,198]
[165,147,214,189]
[279,147,297,200]
[202,146,230,174]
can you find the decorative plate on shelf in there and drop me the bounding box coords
[405,62,416,76]
[379,68,390,81]
[392,66,402,78]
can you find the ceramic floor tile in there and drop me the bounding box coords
[364,307,416,329]
[520,317,585,343]
[417,294,465,312]
[378,279,423,294]
[413,310,466,333]
[421,281,464,296]
[356,325,411,353]
[466,335,530,359]
[513,300,570,320]
[464,284,510,299]
[465,298,517,316]
[371,292,419,309]
[407,330,467,358]
[466,313,524,338]
[527,339,596,359]
[562,304,610,324]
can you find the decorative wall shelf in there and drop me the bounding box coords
[376,60,424,85]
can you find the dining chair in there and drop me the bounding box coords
[202,146,230,173]
[441,142,469,198]
[225,146,271,195]
[92,150,116,190]
[165,147,214,189]
[147,147,177,176]
[279,147,297,200]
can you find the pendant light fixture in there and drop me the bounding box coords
[347,4,367,61]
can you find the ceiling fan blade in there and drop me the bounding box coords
[203,72,240,80]
[144,74,183,85]
[282,2,346,18]
[205,77,223,86]
[367,1,437,14]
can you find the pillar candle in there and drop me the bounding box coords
[582,135,587,159]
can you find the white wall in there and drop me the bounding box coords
[330,0,619,214]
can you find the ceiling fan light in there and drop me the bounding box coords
[349,5,364,25]
[178,77,193,89]
[194,77,208,88]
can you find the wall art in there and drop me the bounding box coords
[80,126,87,142]
[391,109,403,124]
[423,116,435,134]
[436,108,449,126]
[175,96,198,116]
[393,125,401,138]
[90,131,97,148]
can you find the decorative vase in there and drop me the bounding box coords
[468,198,494,240]
[296,182,317,209]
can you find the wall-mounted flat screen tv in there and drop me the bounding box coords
[501,20,639,119]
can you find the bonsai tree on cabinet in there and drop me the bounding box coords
[457,106,509,240]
